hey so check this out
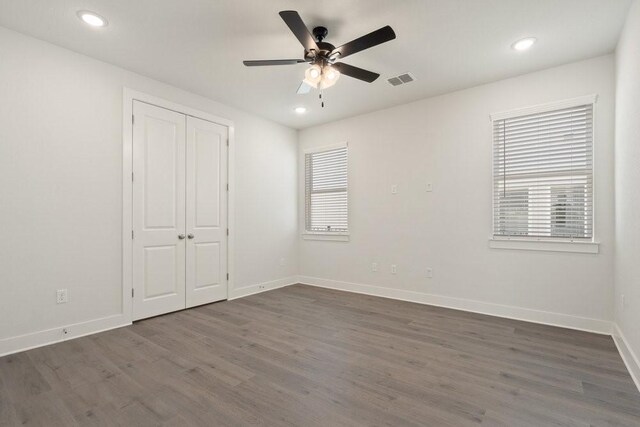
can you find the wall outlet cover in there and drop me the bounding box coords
[56,289,68,304]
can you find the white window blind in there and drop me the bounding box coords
[493,102,593,240]
[305,146,348,233]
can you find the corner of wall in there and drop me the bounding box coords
[228,276,299,300]
[613,0,640,392]
[613,324,640,392]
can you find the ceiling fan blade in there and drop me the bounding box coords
[332,26,396,59]
[296,81,312,94]
[279,11,319,53]
[243,59,306,66]
[332,62,380,83]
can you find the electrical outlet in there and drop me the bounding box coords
[56,289,68,304]
[372,262,378,272]
[391,184,398,194]
[391,264,397,274]
[426,268,433,278]
[426,183,433,192]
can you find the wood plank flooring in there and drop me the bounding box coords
[1,284,639,426]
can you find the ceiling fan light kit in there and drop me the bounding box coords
[243,10,396,103]
[303,63,340,89]
[304,64,322,88]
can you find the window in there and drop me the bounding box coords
[305,145,348,235]
[492,96,594,242]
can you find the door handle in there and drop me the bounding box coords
[178,234,186,240]
[187,234,195,239]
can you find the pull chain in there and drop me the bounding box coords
[319,91,324,108]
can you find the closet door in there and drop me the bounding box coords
[185,116,228,307]
[132,101,187,320]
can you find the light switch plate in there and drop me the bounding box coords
[391,184,398,194]
[426,183,433,192]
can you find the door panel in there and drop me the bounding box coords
[144,123,179,228]
[133,101,186,320]
[144,246,179,298]
[195,243,220,289]
[195,134,221,227]
[186,116,228,307]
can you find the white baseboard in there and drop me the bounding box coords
[298,276,613,335]
[228,276,298,300]
[613,324,640,393]
[0,314,130,357]
[0,276,297,358]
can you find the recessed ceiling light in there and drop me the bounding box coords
[294,107,307,114]
[512,37,536,51]
[77,11,108,27]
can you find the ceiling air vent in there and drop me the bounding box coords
[387,72,415,86]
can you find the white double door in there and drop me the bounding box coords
[132,101,228,320]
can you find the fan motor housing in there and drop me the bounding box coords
[312,26,329,42]
[303,26,336,63]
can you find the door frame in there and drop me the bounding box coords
[122,88,235,322]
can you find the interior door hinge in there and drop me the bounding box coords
[226,139,229,147]
[132,230,134,239]
[226,228,229,236]
[132,172,134,182]
[226,273,229,281]
[226,183,229,191]
[132,115,135,125]
[132,288,134,298]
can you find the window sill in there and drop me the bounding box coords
[489,238,599,254]
[302,233,350,242]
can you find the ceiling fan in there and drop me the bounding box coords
[243,11,396,94]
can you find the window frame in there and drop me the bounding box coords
[489,95,599,253]
[302,142,350,241]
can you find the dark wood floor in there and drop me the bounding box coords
[1,284,639,426]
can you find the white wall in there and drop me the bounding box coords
[614,0,640,383]
[0,26,298,350]
[299,55,616,331]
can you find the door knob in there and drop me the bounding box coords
[178,234,186,240]
[187,234,195,239]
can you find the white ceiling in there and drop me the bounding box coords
[0,0,632,129]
